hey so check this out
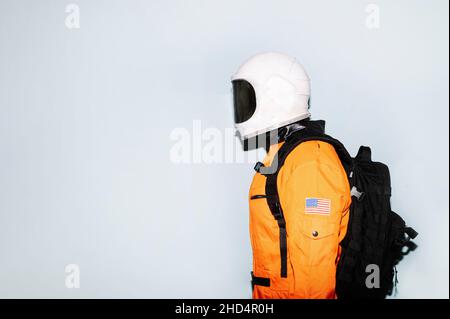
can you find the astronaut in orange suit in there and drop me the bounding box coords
[231,52,351,299]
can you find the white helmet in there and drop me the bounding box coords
[231,52,311,140]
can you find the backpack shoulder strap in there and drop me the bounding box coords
[255,129,352,278]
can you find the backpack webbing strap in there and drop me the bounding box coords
[336,200,364,286]
[336,148,373,288]
[263,130,352,278]
[265,177,288,277]
[251,271,271,288]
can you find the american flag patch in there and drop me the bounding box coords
[305,198,331,215]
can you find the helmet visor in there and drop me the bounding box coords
[232,79,256,124]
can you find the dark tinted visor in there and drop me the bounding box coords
[232,79,256,124]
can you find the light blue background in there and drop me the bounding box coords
[0,0,448,298]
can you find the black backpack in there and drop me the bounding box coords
[335,145,418,299]
[256,123,418,299]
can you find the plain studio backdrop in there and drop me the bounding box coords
[0,0,448,298]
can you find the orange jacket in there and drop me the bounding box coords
[249,140,351,299]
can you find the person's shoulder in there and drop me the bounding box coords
[283,140,344,170]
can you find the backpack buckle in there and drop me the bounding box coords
[405,227,418,240]
[254,162,265,173]
[254,161,277,175]
[272,202,283,220]
[350,186,365,201]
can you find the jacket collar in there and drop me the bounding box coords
[278,119,326,141]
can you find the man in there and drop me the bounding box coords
[231,52,351,298]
